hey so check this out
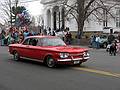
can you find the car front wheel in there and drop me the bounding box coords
[46,56,56,68]
[13,51,20,61]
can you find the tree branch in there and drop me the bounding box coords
[84,0,95,12]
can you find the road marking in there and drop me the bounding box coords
[73,67,120,78]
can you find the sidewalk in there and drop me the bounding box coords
[70,38,90,48]
[71,38,90,45]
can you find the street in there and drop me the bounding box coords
[0,46,120,90]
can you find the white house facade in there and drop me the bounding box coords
[41,0,120,33]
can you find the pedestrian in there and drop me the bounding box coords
[51,30,56,36]
[48,27,51,35]
[95,34,100,49]
[18,31,24,43]
[117,32,120,42]
[65,31,72,45]
[1,30,6,46]
[108,33,115,44]
[43,28,47,35]
[109,41,117,56]
[23,27,29,38]
[90,33,96,48]
[14,27,19,43]
[5,31,10,45]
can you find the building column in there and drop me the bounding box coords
[58,11,61,30]
[50,8,54,31]
[43,10,48,29]
[61,6,65,31]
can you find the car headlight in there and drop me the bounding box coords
[83,52,89,57]
[60,53,69,58]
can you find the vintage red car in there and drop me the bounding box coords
[8,35,90,67]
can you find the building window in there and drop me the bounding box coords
[116,9,120,28]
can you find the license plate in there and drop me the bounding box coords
[74,61,80,64]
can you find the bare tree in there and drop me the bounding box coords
[0,0,19,26]
[62,0,120,38]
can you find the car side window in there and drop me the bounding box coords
[29,38,38,46]
[36,38,43,46]
[22,38,30,45]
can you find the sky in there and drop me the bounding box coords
[0,0,44,24]
[27,0,43,16]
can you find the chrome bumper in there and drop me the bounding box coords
[58,56,90,62]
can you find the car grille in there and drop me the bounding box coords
[70,53,83,58]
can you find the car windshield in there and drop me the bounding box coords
[42,37,66,46]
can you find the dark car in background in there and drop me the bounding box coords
[99,34,108,48]
[89,34,108,48]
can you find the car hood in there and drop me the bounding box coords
[99,38,107,43]
[42,46,88,53]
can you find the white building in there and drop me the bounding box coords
[41,0,120,33]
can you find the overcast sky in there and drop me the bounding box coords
[27,0,43,16]
[0,0,43,24]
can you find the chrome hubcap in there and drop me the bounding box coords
[47,58,55,67]
[14,53,19,61]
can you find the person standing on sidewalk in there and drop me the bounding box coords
[1,30,6,46]
[117,32,120,42]
[90,33,96,48]
[65,31,72,45]
[108,33,115,44]
[95,34,100,49]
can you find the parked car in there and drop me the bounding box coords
[8,35,90,68]
[99,34,108,48]
[89,34,108,48]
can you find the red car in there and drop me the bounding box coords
[8,35,90,68]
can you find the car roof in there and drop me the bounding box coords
[26,35,57,39]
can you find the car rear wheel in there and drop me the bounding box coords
[46,56,55,68]
[13,51,20,61]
